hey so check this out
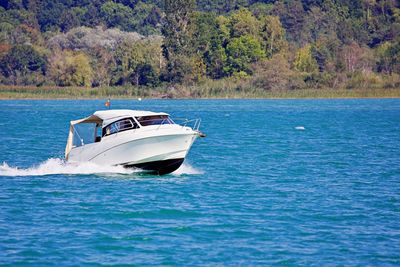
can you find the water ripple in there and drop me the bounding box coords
[0,99,400,265]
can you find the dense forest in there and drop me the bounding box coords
[0,0,399,93]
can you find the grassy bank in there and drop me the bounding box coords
[0,85,399,99]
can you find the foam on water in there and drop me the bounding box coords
[0,158,137,176]
[173,162,203,175]
[0,158,203,177]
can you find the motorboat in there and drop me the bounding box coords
[65,109,205,175]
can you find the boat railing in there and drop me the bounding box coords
[136,117,201,131]
[173,118,201,131]
[136,118,173,128]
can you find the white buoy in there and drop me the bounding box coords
[138,97,142,101]
[295,126,305,130]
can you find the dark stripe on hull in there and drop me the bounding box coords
[124,158,184,175]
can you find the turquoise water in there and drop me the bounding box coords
[0,99,399,265]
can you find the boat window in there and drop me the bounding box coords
[103,118,138,137]
[73,123,98,147]
[95,124,102,142]
[136,115,174,126]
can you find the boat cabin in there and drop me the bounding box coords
[65,110,174,158]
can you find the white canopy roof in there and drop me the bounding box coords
[70,114,102,126]
[94,109,169,122]
[70,109,169,126]
[65,109,169,158]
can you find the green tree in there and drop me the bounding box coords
[162,0,195,56]
[72,52,93,86]
[273,1,307,44]
[226,35,265,75]
[252,54,304,90]
[132,2,162,35]
[136,63,159,87]
[162,0,196,82]
[386,40,400,74]
[59,7,86,32]
[114,39,162,86]
[191,12,230,79]
[49,50,93,87]
[10,24,43,46]
[0,21,14,43]
[376,40,400,74]
[196,0,249,13]
[37,0,65,31]
[311,35,341,72]
[81,0,106,28]
[259,15,288,58]
[89,46,115,87]
[228,8,260,38]
[249,3,274,19]
[206,45,227,79]
[0,44,46,84]
[192,12,216,55]
[294,44,318,73]
[100,1,135,31]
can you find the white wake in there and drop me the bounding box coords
[0,158,203,177]
[0,158,136,177]
[173,163,204,175]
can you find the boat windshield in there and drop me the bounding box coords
[102,118,139,137]
[136,115,174,127]
[73,123,102,147]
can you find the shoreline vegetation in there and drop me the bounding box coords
[1,1,399,100]
[1,86,399,100]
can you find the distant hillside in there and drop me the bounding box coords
[0,0,399,92]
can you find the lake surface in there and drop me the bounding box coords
[0,99,399,265]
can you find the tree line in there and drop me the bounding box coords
[0,0,399,91]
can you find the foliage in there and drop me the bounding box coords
[339,42,374,73]
[259,15,288,58]
[48,50,93,87]
[162,0,195,56]
[101,1,135,31]
[376,40,400,74]
[226,35,265,75]
[252,54,303,91]
[48,26,146,51]
[294,44,318,73]
[0,44,46,85]
[0,0,398,93]
[161,0,196,82]
[114,38,162,86]
[228,8,260,38]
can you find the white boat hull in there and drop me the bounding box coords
[67,125,198,174]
